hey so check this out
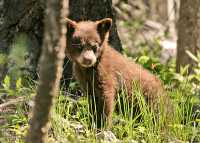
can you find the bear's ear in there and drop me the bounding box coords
[64,18,77,29]
[96,18,112,41]
[64,18,78,35]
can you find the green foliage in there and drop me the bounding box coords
[0,53,7,65]
[1,75,24,96]
[136,52,200,98]
[172,52,200,98]
[136,55,174,85]
[5,33,29,88]
[9,34,28,67]
[0,82,34,143]
[122,20,144,30]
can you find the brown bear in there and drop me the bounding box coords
[65,18,172,128]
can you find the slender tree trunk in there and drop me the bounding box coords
[176,0,200,72]
[149,0,168,24]
[25,0,67,142]
[167,0,177,39]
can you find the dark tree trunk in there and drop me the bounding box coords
[0,0,44,84]
[25,0,67,142]
[176,0,200,72]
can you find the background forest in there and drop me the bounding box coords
[0,0,200,142]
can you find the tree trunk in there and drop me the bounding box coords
[0,0,44,85]
[176,0,200,72]
[149,0,168,24]
[25,0,67,142]
[167,0,177,39]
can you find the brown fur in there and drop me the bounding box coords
[65,18,172,128]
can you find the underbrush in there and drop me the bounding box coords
[0,53,200,143]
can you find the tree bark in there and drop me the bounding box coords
[176,0,200,72]
[25,0,67,142]
[0,0,44,85]
[149,0,168,24]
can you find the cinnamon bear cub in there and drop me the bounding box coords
[65,18,172,128]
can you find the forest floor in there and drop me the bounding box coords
[0,54,200,143]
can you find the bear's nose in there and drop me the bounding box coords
[83,57,92,65]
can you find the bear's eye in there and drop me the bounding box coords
[90,43,99,53]
[91,45,97,53]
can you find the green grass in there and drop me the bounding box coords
[1,81,199,143]
[51,84,199,143]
